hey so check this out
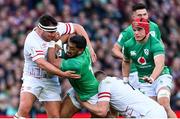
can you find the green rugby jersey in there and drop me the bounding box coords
[61,47,99,101]
[123,35,170,83]
[117,21,161,73]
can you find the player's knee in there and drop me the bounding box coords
[157,89,170,100]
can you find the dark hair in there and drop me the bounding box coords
[94,70,106,78]
[69,35,87,49]
[39,14,57,26]
[132,3,147,11]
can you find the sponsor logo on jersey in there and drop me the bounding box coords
[138,57,146,65]
[144,49,149,55]
[130,51,136,56]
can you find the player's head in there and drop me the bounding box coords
[132,3,148,20]
[132,18,149,41]
[66,35,87,58]
[38,14,58,41]
[94,70,107,82]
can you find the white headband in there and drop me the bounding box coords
[38,23,57,32]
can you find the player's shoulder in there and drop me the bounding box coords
[124,37,135,47]
[122,25,133,34]
[25,30,38,44]
[149,35,160,43]
[149,21,159,28]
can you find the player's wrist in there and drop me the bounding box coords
[49,41,55,48]
[123,77,129,84]
[149,76,154,82]
[56,39,62,48]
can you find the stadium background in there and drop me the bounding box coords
[0,0,180,118]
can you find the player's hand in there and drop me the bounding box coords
[123,77,129,84]
[142,76,154,84]
[63,71,81,79]
[54,32,61,41]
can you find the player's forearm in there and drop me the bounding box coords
[47,47,61,68]
[122,60,130,77]
[111,44,123,60]
[36,59,64,77]
[73,24,92,48]
[81,102,107,117]
[151,55,165,80]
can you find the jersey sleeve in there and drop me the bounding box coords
[151,38,165,57]
[116,26,133,47]
[60,58,81,73]
[155,25,161,40]
[122,43,130,61]
[26,36,45,61]
[57,22,75,36]
[98,79,111,102]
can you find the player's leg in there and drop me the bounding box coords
[60,88,80,118]
[40,80,62,118]
[16,92,36,118]
[60,95,80,117]
[43,101,61,118]
[155,74,177,118]
[157,87,177,118]
[15,78,41,118]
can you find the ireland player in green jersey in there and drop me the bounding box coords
[122,18,176,118]
[48,35,99,118]
[112,3,161,89]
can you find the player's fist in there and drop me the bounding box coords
[123,77,129,84]
[142,76,154,84]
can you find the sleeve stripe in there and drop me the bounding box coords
[31,53,44,58]
[64,24,68,34]
[154,54,164,59]
[98,95,111,99]
[67,23,71,34]
[98,92,111,96]
[36,50,43,52]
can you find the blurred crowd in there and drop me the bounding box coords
[0,0,180,117]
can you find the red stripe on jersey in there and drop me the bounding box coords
[67,23,71,34]
[36,50,43,52]
[98,92,111,96]
[64,24,68,34]
[31,53,44,58]
[98,95,111,99]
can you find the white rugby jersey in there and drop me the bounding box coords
[98,77,161,117]
[22,22,74,80]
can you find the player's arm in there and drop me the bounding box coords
[122,46,131,83]
[73,23,97,63]
[47,41,61,68]
[111,43,123,61]
[35,58,80,79]
[46,42,80,79]
[80,101,109,117]
[150,54,165,80]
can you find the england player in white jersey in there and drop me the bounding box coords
[79,71,167,118]
[15,14,96,118]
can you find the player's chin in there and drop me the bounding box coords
[66,53,73,58]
